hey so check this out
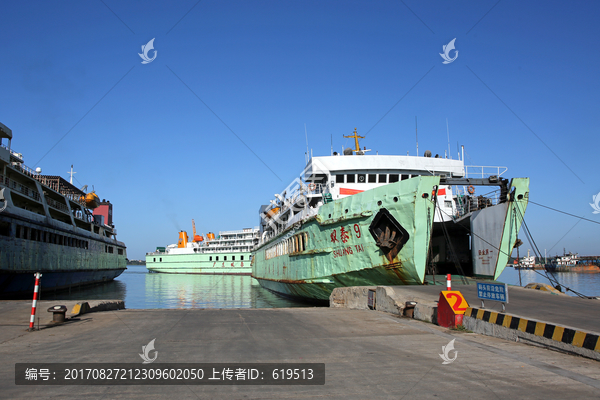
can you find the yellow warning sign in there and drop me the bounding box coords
[441,291,469,315]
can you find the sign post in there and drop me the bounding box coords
[476,282,509,312]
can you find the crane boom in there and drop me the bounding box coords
[192,219,204,242]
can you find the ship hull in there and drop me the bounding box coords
[253,176,530,302]
[252,176,440,301]
[146,252,253,275]
[0,268,125,297]
[0,212,127,298]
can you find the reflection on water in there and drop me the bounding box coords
[498,267,600,297]
[42,265,600,307]
[44,265,311,309]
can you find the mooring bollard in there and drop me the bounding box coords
[404,301,417,318]
[29,272,42,330]
[48,305,68,323]
[446,274,451,291]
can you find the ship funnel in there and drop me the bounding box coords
[178,231,188,248]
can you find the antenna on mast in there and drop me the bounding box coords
[446,118,451,159]
[305,124,309,163]
[415,117,419,157]
[67,165,76,184]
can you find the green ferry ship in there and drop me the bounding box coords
[252,129,529,303]
[146,227,259,275]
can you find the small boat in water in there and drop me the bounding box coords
[545,252,600,273]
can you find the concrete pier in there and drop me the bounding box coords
[1,299,600,399]
[331,284,600,360]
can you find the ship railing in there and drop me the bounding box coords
[465,165,508,178]
[217,227,260,235]
[46,196,70,213]
[0,173,42,203]
[453,188,501,219]
[305,182,325,195]
[1,145,24,161]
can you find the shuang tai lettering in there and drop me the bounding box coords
[332,247,353,258]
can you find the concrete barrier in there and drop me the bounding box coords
[463,307,600,361]
[330,286,438,323]
[330,286,375,309]
[70,300,124,317]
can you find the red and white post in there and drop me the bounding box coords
[446,274,451,291]
[29,272,42,330]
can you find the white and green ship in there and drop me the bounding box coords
[252,129,530,303]
[146,228,259,275]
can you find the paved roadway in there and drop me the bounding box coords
[1,301,600,399]
[390,284,600,333]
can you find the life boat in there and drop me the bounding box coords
[266,207,280,219]
[85,192,100,209]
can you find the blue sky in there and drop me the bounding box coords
[1,1,599,259]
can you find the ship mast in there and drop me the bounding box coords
[344,128,364,153]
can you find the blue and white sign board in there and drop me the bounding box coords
[477,282,509,303]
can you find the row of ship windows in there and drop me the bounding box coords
[265,233,308,260]
[152,255,252,262]
[0,222,125,254]
[335,173,418,184]
[13,223,89,249]
[105,245,124,255]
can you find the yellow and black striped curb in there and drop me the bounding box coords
[465,307,600,353]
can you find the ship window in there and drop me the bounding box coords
[232,256,235,261]
[108,246,114,254]
[389,174,399,183]
[210,256,212,261]
[160,258,162,262]
[118,248,124,255]
[241,255,244,260]
[445,200,452,208]
[335,174,344,183]
[224,256,227,261]
[357,174,366,183]
[0,221,10,237]
[153,258,156,262]
[23,226,29,240]
[249,255,252,260]
[216,256,219,261]
[378,174,387,183]
[368,174,376,183]
[401,174,409,181]
[346,174,355,183]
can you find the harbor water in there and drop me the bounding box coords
[498,266,600,297]
[42,265,311,309]
[40,265,600,308]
